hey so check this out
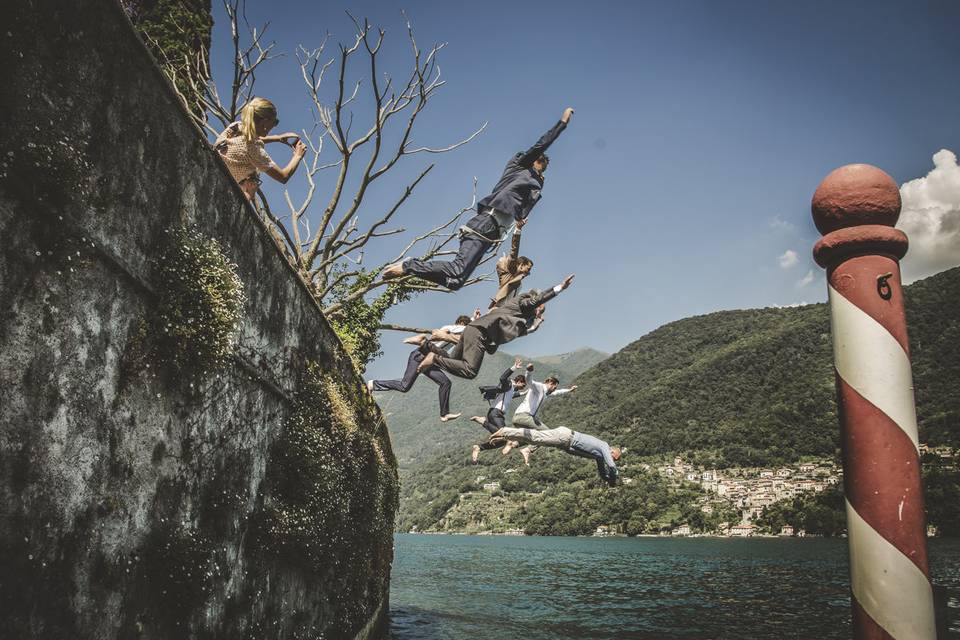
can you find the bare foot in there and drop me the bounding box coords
[382,261,406,280]
[470,416,486,425]
[471,445,480,464]
[502,440,516,455]
[417,352,437,373]
[440,413,462,422]
[520,446,531,466]
[403,334,426,345]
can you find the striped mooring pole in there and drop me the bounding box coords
[812,164,936,639]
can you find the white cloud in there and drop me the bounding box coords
[778,249,799,269]
[898,149,960,283]
[796,269,815,288]
[770,216,797,233]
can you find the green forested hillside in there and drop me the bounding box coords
[396,267,960,534]
[379,347,608,470]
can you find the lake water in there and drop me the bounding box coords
[389,534,960,639]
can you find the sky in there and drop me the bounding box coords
[208,0,960,379]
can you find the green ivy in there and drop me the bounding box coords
[326,268,416,372]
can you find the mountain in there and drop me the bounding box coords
[396,267,960,535]
[380,347,608,470]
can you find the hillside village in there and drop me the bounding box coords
[409,444,957,538]
[649,456,841,537]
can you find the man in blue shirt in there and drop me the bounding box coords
[486,425,621,487]
[382,107,574,290]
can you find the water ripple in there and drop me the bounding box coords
[389,535,960,639]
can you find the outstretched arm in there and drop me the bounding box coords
[516,107,574,167]
[551,384,578,396]
[596,457,618,487]
[498,357,523,388]
[508,219,524,261]
[519,274,575,315]
[260,132,301,144]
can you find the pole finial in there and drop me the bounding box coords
[812,164,907,268]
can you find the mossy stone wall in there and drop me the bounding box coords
[0,1,397,638]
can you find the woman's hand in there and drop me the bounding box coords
[561,107,575,124]
[292,139,307,158]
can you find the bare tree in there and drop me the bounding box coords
[279,14,489,318]
[147,2,495,367]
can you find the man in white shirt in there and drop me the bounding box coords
[505,364,577,464]
[367,314,474,422]
[469,357,527,463]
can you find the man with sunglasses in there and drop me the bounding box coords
[382,107,575,290]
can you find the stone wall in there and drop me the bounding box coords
[0,1,396,638]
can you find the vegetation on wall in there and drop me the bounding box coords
[253,361,398,628]
[121,0,212,123]
[152,226,246,375]
[325,273,415,371]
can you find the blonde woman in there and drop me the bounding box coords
[214,97,307,200]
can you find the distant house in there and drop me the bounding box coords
[475,475,487,484]
[776,468,793,478]
[700,504,714,514]
[759,469,774,478]
[701,470,715,482]
[674,456,684,467]
[672,524,691,536]
[623,477,634,485]
[730,523,756,537]
[716,483,729,496]
[686,471,699,482]
[482,481,501,492]
[595,524,621,537]
[780,525,795,536]
[799,463,817,473]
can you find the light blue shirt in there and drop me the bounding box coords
[569,431,618,486]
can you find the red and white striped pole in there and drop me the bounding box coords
[812,164,935,639]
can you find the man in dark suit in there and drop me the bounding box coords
[469,357,527,462]
[417,274,575,379]
[382,108,574,290]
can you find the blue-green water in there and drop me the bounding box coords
[389,534,960,639]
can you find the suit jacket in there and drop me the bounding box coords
[471,287,558,354]
[476,121,567,222]
[490,230,525,308]
[479,365,516,400]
